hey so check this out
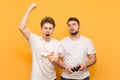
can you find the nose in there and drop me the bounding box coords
[69,24,74,28]
[46,29,50,33]
[69,25,74,29]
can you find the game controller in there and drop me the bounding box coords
[71,65,81,72]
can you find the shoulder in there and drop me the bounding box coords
[29,32,41,42]
[30,32,40,38]
[81,35,92,42]
[51,38,60,44]
[80,35,94,46]
[60,36,69,42]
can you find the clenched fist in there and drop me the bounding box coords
[47,52,59,64]
[28,2,36,11]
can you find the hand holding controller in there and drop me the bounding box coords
[71,65,81,72]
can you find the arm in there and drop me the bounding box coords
[57,57,73,74]
[48,53,73,74]
[79,54,96,71]
[19,3,36,40]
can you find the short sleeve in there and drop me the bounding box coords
[54,41,63,57]
[28,32,39,48]
[88,40,96,54]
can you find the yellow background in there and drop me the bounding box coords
[0,0,120,80]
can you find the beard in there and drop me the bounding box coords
[70,31,79,35]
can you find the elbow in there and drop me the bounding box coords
[93,54,97,65]
[94,60,96,64]
[18,25,24,31]
[94,58,97,64]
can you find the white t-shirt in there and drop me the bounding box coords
[60,35,96,79]
[28,33,62,80]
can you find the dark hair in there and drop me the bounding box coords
[40,16,55,28]
[67,17,80,26]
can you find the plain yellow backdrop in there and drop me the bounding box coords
[0,0,120,80]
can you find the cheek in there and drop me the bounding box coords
[41,29,46,33]
[50,30,54,33]
[75,26,79,30]
[68,27,71,30]
[50,29,54,32]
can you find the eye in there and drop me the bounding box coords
[44,27,48,29]
[68,24,71,27]
[72,23,77,26]
[49,27,53,30]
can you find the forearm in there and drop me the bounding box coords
[79,54,96,71]
[19,3,36,31]
[85,58,96,68]
[57,59,73,74]
[84,54,96,68]
[19,9,31,30]
[57,59,67,70]
[18,3,36,40]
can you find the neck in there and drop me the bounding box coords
[42,36,51,42]
[69,33,80,41]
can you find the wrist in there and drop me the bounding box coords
[83,63,88,68]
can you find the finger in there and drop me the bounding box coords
[49,52,54,56]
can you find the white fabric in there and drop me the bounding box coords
[28,33,62,80]
[60,35,96,79]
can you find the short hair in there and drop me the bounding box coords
[67,17,80,26]
[40,16,55,28]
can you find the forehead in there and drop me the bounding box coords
[68,21,78,24]
[42,23,53,28]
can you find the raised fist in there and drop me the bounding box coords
[29,2,36,11]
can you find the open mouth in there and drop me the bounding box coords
[46,34,50,36]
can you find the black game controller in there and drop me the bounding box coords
[71,65,81,72]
